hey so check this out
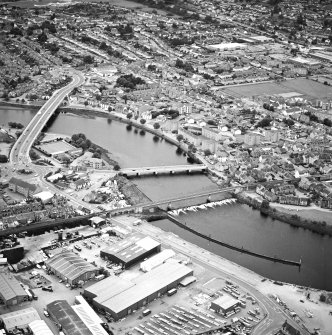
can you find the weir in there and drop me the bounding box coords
[166,214,302,268]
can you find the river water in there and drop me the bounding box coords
[1,105,331,290]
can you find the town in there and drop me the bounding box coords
[0,0,332,335]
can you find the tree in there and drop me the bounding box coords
[126,112,133,120]
[29,151,40,160]
[83,55,94,64]
[319,293,326,303]
[176,134,184,141]
[99,41,107,50]
[113,164,120,171]
[256,116,272,128]
[204,149,212,156]
[323,118,332,127]
[261,200,270,209]
[153,122,160,129]
[0,155,8,163]
[37,32,48,44]
[84,101,89,106]
[140,119,146,125]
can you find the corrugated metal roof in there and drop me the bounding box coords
[101,234,160,265]
[46,251,97,282]
[29,320,54,335]
[0,307,40,330]
[0,272,28,302]
[72,304,108,335]
[47,300,93,335]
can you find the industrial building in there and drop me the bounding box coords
[210,295,240,315]
[100,233,161,269]
[140,249,175,272]
[72,296,109,335]
[29,320,55,335]
[0,307,40,331]
[47,300,93,335]
[0,271,29,305]
[84,262,193,320]
[45,251,99,285]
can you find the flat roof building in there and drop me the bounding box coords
[0,271,29,306]
[100,233,161,269]
[84,262,193,320]
[140,249,175,272]
[210,295,240,316]
[45,251,99,285]
[47,300,93,335]
[0,307,40,331]
[207,42,247,52]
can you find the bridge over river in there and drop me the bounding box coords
[119,164,207,177]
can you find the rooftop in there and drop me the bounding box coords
[47,300,92,335]
[92,262,193,314]
[46,251,97,282]
[0,307,40,331]
[0,271,28,302]
[213,294,239,310]
[8,177,37,192]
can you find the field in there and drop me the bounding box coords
[38,140,76,155]
[222,78,332,100]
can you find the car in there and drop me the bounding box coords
[65,283,71,288]
[43,310,49,317]
[59,279,63,283]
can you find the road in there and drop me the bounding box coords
[9,71,85,165]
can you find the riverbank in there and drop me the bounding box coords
[121,215,332,335]
[114,175,152,205]
[236,192,332,237]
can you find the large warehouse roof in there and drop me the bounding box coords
[101,234,160,265]
[46,251,96,282]
[0,307,40,330]
[100,262,192,314]
[87,277,134,304]
[29,320,54,335]
[47,300,93,335]
[140,249,175,272]
[0,272,27,302]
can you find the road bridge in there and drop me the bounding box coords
[9,72,85,165]
[119,164,207,177]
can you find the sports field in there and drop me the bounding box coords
[39,140,76,156]
[222,78,332,99]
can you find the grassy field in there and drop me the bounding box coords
[223,82,294,97]
[222,78,332,99]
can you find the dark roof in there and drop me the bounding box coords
[8,177,37,192]
[47,300,92,335]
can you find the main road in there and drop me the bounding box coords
[9,71,85,165]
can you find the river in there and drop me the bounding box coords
[0,105,331,290]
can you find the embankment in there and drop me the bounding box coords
[236,192,332,237]
[166,213,301,267]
